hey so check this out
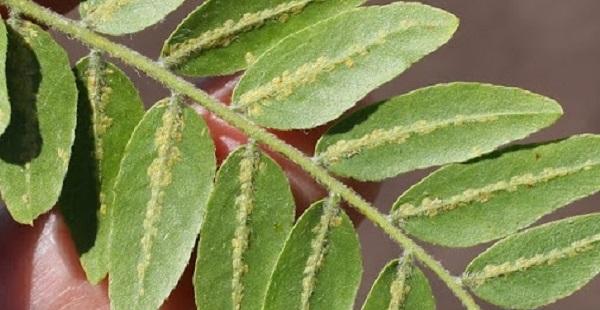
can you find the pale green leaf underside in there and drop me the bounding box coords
[194,146,295,310]
[109,100,215,310]
[316,82,563,181]
[263,200,362,310]
[80,0,185,35]
[464,213,600,309]
[232,3,458,130]
[0,21,77,224]
[161,0,363,77]
[362,258,435,310]
[60,56,144,284]
[0,21,9,136]
[393,134,600,248]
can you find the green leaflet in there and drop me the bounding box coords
[316,83,563,181]
[263,198,362,310]
[80,0,185,35]
[0,20,77,224]
[463,213,600,309]
[109,99,215,310]
[362,257,435,310]
[232,3,458,130]
[194,145,295,309]
[161,0,363,77]
[0,21,9,136]
[392,134,600,248]
[60,55,144,284]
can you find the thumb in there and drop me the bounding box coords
[0,206,109,310]
[0,206,196,309]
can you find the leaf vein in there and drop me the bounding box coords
[235,21,439,114]
[388,257,412,310]
[135,98,184,299]
[163,0,315,67]
[231,143,260,310]
[463,233,600,287]
[395,161,596,219]
[320,114,503,165]
[82,0,135,23]
[87,52,114,175]
[300,195,342,310]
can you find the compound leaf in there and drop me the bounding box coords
[60,55,144,284]
[232,3,458,129]
[464,213,600,309]
[263,198,362,310]
[109,99,215,310]
[362,257,435,310]
[392,134,600,247]
[80,0,185,35]
[161,0,363,77]
[0,21,77,224]
[194,145,295,309]
[316,82,563,181]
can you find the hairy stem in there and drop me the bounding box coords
[1,0,479,308]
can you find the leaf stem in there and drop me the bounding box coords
[2,0,479,308]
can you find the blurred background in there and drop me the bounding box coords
[20,0,600,309]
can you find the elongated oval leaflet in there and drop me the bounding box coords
[263,198,362,310]
[232,3,458,130]
[194,145,295,310]
[109,98,216,310]
[161,0,364,77]
[0,21,9,136]
[392,134,600,248]
[362,257,435,310]
[316,82,563,181]
[59,55,144,284]
[464,213,600,309]
[80,0,185,35]
[0,20,77,224]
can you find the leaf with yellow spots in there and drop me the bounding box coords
[59,55,144,285]
[316,83,562,181]
[464,213,600,309]
[194,145,295,310]
[0,20,77,224]
[80,0,185,35]
[0,21,9,136]
[392,134,600,247]
[263,198,362,310]
[109,98,215,310]
[362,257,435,310]
[161,0,363,77]
[232,3,458,129]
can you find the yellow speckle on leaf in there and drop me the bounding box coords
[245,52,257,66]
[87,55,114,162]
[238,56,333,112]
[13,20,40,44]
[83,0,134,23]
[396,160,597,219]
[164,0,315,67]
[300,196,341,310]
[21,194,30,204]
[57,148,69,167]
[388,258,412,310]
[464,232,600,287]
[321,115,500,165]
[344,58,355,68]
[136,99,185,296]
[234,12,434,114]
[231,144,260,310]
